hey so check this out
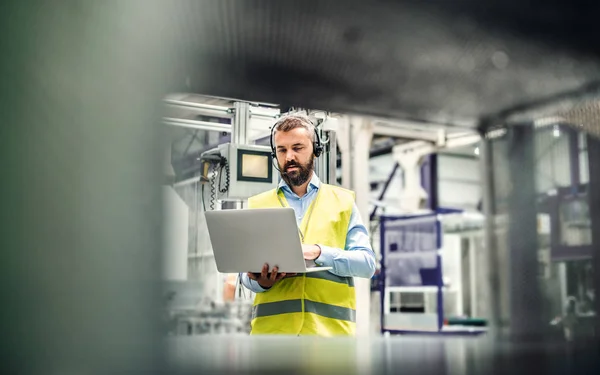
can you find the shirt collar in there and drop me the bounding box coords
[278,172,321,195]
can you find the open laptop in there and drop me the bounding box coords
[205,207,332,274]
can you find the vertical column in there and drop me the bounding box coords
[345,117,374,336]
[328,131,338,185]
[337,117,372,335]
[420,155,438,210]
[586,134,600,335]
[232,102,250,145]
[316,129,337,185]
[480,134,500,334]
[568,127,581,192]
[339,117,374,375]
[337,118,352,191]
[315,129,337,185]
[231,101,249,206]
[506,124,543,341]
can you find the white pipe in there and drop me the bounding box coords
[163,117,232,133]
[373,123,440,142]
[164,99,231,113]
[164,99,233,118]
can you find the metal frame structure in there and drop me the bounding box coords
[588,135,600,336]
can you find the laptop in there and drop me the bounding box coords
[205,207,332,274]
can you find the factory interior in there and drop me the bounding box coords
[3,1,600,375]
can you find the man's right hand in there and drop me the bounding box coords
[247,263,293,289]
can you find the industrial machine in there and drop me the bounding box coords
[378,209,487,335]
[199,143,277,201]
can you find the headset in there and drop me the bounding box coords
[269,120,323,160]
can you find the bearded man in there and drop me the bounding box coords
[240,114,375,336]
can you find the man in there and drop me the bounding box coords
[240,114,376,336]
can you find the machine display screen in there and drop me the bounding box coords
[242,153,269,178]
[237,149,273,183]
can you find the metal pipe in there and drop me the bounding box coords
[164,99,231,113]
[163,117,232,133]
[164,99,233,119]
[506,124,544,341]
[370,162,399,221]
[249,111,279,120]
[328,131,337,185]
[233,102,250,145]
[373,123,440,142]
[480,134,500,337]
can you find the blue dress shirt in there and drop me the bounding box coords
[241,173,376,293]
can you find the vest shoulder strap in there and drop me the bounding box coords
[247,188,279,208]
[248,184,356,210]
[320,184,356,208]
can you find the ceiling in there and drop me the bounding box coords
[162,0,600,181]
[161,0,600,131]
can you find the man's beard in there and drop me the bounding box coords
[280,155,314,187]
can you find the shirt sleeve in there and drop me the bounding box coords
[240,272,270,293]
[314,202,377,278]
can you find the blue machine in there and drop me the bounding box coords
[378,208,486,336]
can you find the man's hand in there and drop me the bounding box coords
[302,244,321,260]
[247,263,288,289]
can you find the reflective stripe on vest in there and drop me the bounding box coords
[252,299,356,322]
[305,271,355,287]
[247,183,357,336]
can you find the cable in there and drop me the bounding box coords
[218,156,230,194]
[194,180,199,256]
[209,163,217,210]
[201,183,207,212]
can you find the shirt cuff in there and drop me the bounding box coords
[314,244,341,268]
[250,278,270,293]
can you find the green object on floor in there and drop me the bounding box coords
[447,317,487,327]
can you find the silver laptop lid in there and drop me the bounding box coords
[205,207,309,273]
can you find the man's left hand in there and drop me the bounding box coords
[302,244,321,260]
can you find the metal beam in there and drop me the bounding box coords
[421,155,438,210]
[164,99,233,119]
[163,117,231,133]
[392,133,480,155]
[373,122,440,142]
[370,162,399,221]
[506,124,544,341]
[165,98,280,121]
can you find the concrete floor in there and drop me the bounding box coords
[165,335,598,375]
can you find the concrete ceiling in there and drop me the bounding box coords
[159,0,600,131]
[162,0,600,181]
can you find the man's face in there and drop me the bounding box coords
[274,127,315,187]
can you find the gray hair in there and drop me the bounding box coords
[272,113,316,142]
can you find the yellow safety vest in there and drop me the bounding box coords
[247,183,357,336]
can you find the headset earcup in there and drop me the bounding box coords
[313,128,323,157]
[313,144,323,157]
